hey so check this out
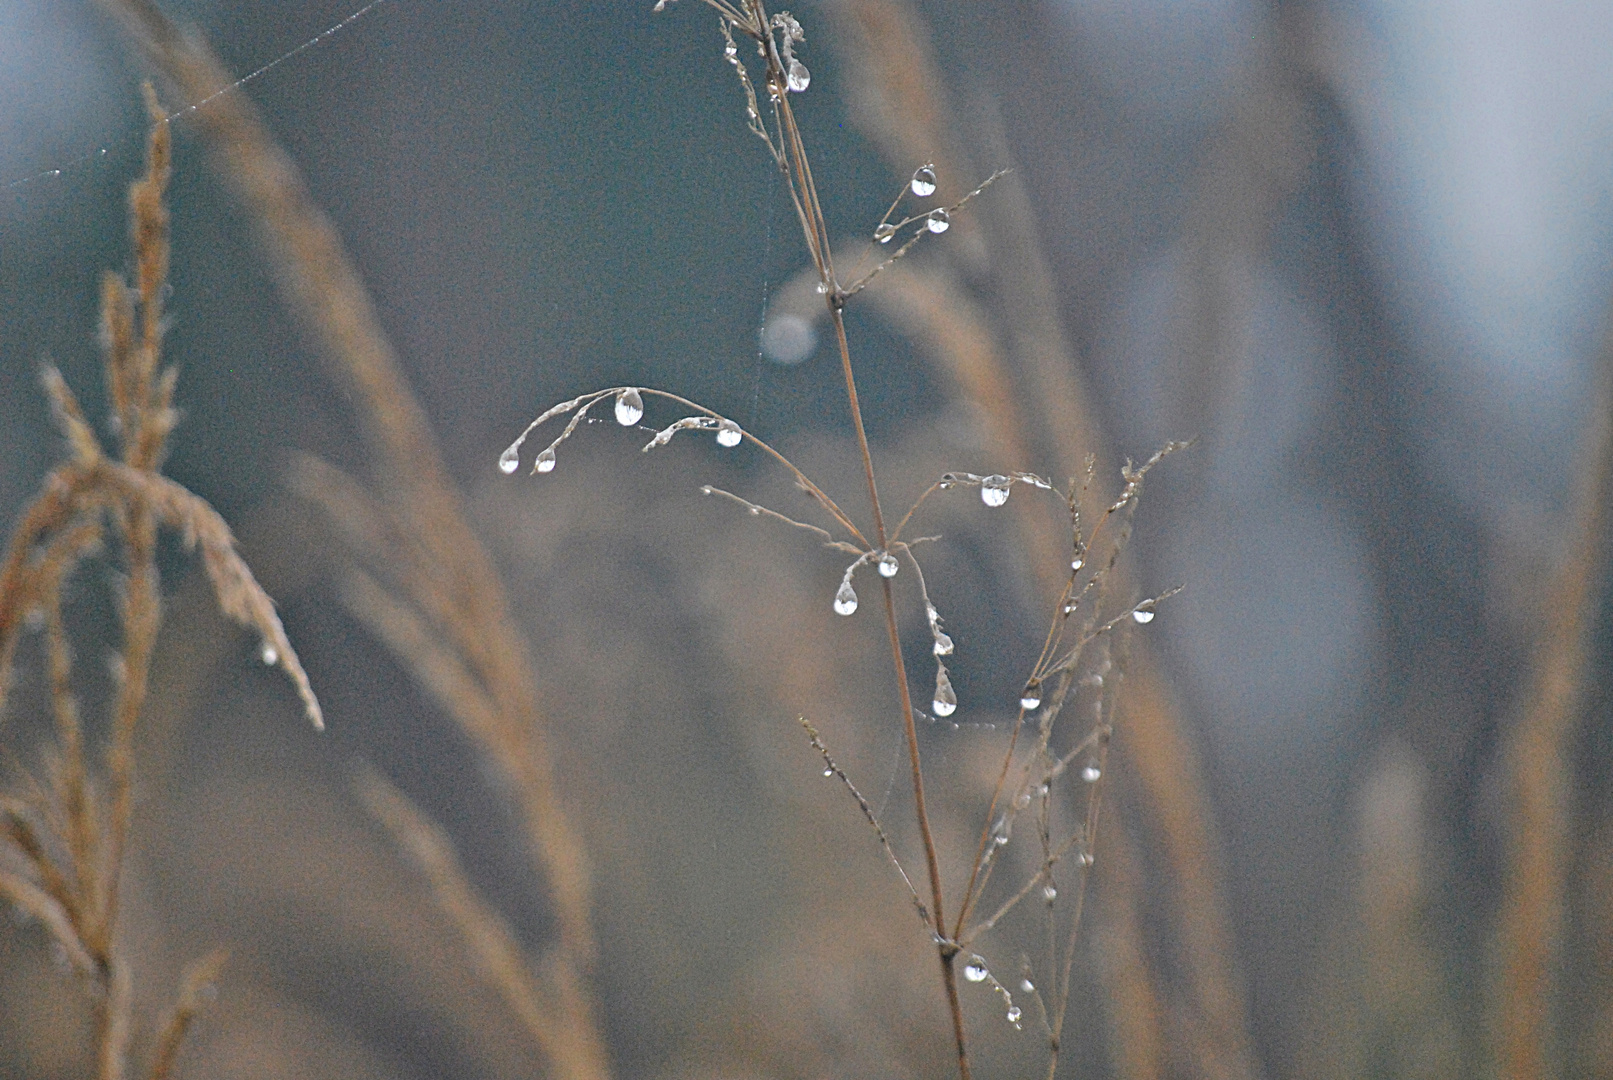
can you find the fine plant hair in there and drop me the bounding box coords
[0,91,316,1080]
[498,4,1181,1077]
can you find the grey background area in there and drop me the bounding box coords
[3,1,1612,1078]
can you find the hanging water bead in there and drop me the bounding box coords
[932,631,954,657]
[910,164,938,197]
[926,208,951,234]
[1132,607,1155,624]
[614,388,644,426]
[1006,1006,1022,1027]
[932,667,957,717]
[877,552,899,578]
[963,958,988,983]
[498,445,521,475]
[1020,977,1035,993]
[980,475,1010,507]
[833,580,858,616]
[1042,883,1058,902]
[786,59,811,92]
[1019,682,1042,711]
[260,642,278,665]
[874,222,896,244]
[822,766,833,777]
[1071,557,1084,572]
[1082,760,1102,783]
[716,418,743,447]
[535,447,557,473]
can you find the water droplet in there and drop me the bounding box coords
[926,208,951,234]
[1082,761,1102,783]
[932,667,957,717]
[1006,1006,1022,1026]
[877,552,899,578]
[1039,782,1050,797]
[822,766,833,777]
[833,580,858,616]
[938,473,957,489]
[910,165,937,197]
[1062,601,1078,616]
[963,959,988,983]
[1132,608,1155,624]
[1071,557,1084,572]
[1019,684,1042,711]
[786,59,810,92]
[716,419,743,447]
[498,445,521,474]
[932,632,954,657]
[874,222,896,244]
[1078,850,1095,867]
[980,475,1010,507]
[260,643,278,665]
[614,388,644,426]
[724,39,738,59]
[535,447,557,473]
[1042,884,1058,902]
[1020,977,1035,993]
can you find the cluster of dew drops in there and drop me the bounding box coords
[498,388,743,477]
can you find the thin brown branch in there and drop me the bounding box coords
[147,950,227,1080]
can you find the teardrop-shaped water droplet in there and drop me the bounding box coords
[1082,761,1102,783]
[833,580,858,616]
[1132,608,1155,624]
[1006,1006,1022,1026]
[1071,557,1084,572]
[1019,684,1042,711]
[877,552,899,578]
[786,59,810,92]
[260,643,278,665]
[535,447,557,473]
[1078,850,1095,867]
[874,222,896,244]
[1042,883,1058,902]
[1062,601,1078,616]
[926,208,951,233]
[498,445,521,474]
[716,418,743,447]
[932,667,957,717]
[724,39,738,59]
[932,632,954,657]
[615,388,644,426]
[963,959,988,983]
[822,766,833,777]
[1020,977,1035,993]
[980,475,1010,507]
[910,165,937,197]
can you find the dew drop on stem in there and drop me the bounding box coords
[1132,607,1155,624]
[1019,683,1042,711]
[877,552,899,578]
[535,447,557,473]
[260,642,278,665]
[786,59,810,92]
[833,580,858,616]
[926,208,951,233]
[980,475,1010,507]
[498,445,521,474]
[1006,1006,1022,1027]
[932,666,957,717]
[963,958,988,983]
[932,631,954,657]
[1071,557,1084,572]
[716,418,743,447]
[874,222,896,244]
[910,164,937,197]
[1082,761,1102,783]
[1042,883,1058,902]
[615,387,644,426]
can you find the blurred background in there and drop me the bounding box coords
[2,0,1612,1078]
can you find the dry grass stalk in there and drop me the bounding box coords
[96,3,611,1077]
[0,91,312,1080]
[501,4,1189,1076]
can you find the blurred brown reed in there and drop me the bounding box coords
[824,2,1257,1076]
[95,2,610,1078]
